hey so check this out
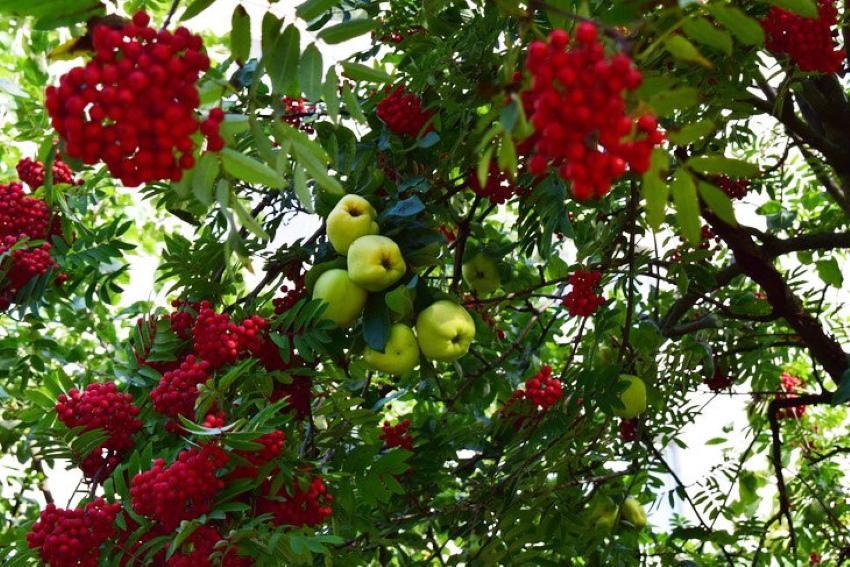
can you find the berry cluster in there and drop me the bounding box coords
[619,418,638,442]
[56,382,142,480]
[273,284,305,315]
[469,163,517,205]
[27,498,121,567]
[150,354,211,426]
[168,298,201,340]
[762,0,845,73]
[45,11,213,186]
[519,365,563,409]
[281,96,315,133]
[714,176,750,200]
[704,367,733,393]
[257,476,333,528]
[0,180,58,310]
[193,301,268,369]
[670,226,720,261]
[230,430,286,480]
[130,444,228,530]
[523,25,663,200]
[777,371,808,419]
[16,157,76,189]
[166,525,251,567]
[563,269,604,316]
[376,86,431,137]
[271,376,313,419]
[200,107,225,152]
[380,419,414,450]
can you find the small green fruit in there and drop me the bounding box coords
[621,497,647,528]
[312,269,367,328]
[614,374,646,419]
[363,323,420,376]
[415,300,476,362]
[462,253,500,295]
[326,194,379,254]
[347,235,407,292]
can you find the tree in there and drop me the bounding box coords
[0,0,848,564]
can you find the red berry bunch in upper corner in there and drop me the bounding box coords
[56,382,142,480]
[762,0,845,73]
[27,498,121,567]
[380,419,414,450]
[563,269,604,317]
[470,162,518,205]
[713,176,750,200]
[777,371,808,419]
[16,157,76,189]
[376,86,432,137]
[130,444,228,530]
[45,11,213,187]
[257,475,333,528]
[522,24,664,200]
[281,96,315,133]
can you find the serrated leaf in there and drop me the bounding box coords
[324,67,340,122]
[231,195,270,240]
[832,368,850,404]
[498,135,517,178]
[767,0,818,18]
[220,148,284,189]
[192,152,220,206]
[180,0,216,21]
[688,156,760,178]
[340,61,392,83]
[667,120,717,146]
[648,87,699,117]
[230,5,251,63]
[296,0,341,21]
[318,19,376,44]
[642,149,669,230]
[478,147,494,188]
[665,35,713,68]
[671,170,701,244]
[267,24,300,94]
[698,182,737,226]
[294,145,343,194]
[816,258,843,287]
[341,83,367,123]
[385,285,414,318]
[709,5,765,46]
[299,43,323,101]
[682,17,733,55]
[293,164,313,213]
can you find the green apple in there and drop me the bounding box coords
[312,269,367,328]
[363,323,420,376]
[586,495,618,533]
[620,497,647,528]
[462,253,500,295]
[347,235,407,292]
[326,194,379,254]
[596,344,617,367]
[613,374,646,419]
[415,300,476,362]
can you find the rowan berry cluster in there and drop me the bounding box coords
[16,157,76,189]
[257,476,333,527]
[200,107,226,152]
[130,444,228,530]
[469,163,516,205]
[56,382,142,479]
[376,86,431,137]
[0,180,58,310]
[228,430,286,481]
[619,418,638,442]
[714,176,750,200]
[670,226,720,261]
[27,498,121,567]
[271,376,313,419]
[563,269,604,316]
[193,301,268,369]
[150,354,211,425]
[380,419,414,450]
[273,284,306,315]
[520,365,563,409]
[777,372,808,419]
[704,367,733,393]
[166,525,251,567]
[169,298,201,340]
[523,24,664,200]
[45,11,213,186]
[281,96,315,133]
[762,0,845,73]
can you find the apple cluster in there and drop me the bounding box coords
[55,382,142,480]
[762,0,845,73]
[27,498,121,567]
[562,269,605,317]
[257,475,334,527]
[313,194,476,375]
[522,24,664,200]
[376,86,432,137]
[16,156,76,189]
[45,11,215,187]
[380,419,414,450]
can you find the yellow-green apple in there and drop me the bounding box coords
[613,374,647,419]
[620,497,647,528]
[312,269,367,328]
[586,495,618,533]
[363,323,420,376]
[347,235,406,292]
[326,194,380,254]
[415,300,475,362]
[462,253,500,295]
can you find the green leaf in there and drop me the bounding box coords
[767,0,818,18]
[293,163,314,213]
[0,0,99,18]
[341,83,367,123]
[665,35,713,68]
[642,149,669,230]
[363,295,391,351]
[687,156,760,178]
[385,285,414,318]
[648,87,699,117]
[324,67,340,122]
[267,24,300,94]
[180,0,216,21]
[478,147,494,188]
[667,120,717,146]
[816,258,843,287]
[318,19,376,44]
[192,152,220,206]
[230,5,251,64]
[231,195,271,240]
[296,0,341,21]
[220,148,284,189]
[295,145,343,195]
[671,170,701,245]
[498,135,517,178]
[340,61,392,83]
[418,131,440,149]
[682,17,733,54]
[709,5,765,46]
[698,181,737,227]
[299,43,324,101]
[832,368,850,404]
